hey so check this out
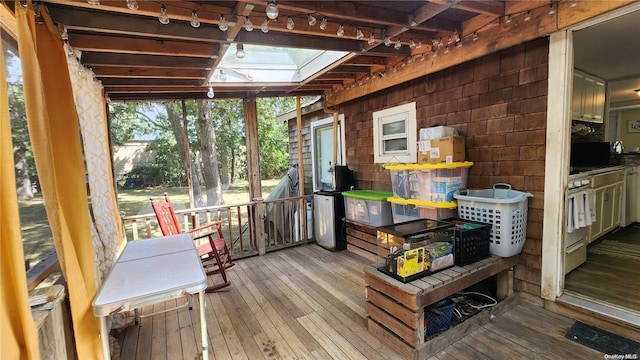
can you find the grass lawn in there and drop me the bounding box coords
[20,178,282,267]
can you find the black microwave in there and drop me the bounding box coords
[570,142,611,166]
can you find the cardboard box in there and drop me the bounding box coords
[419,126,456,140]
[417,136,465,164]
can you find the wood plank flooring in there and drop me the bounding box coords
[565,224,640,312]
[115,244,607,360]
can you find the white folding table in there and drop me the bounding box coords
[93,234,208,360]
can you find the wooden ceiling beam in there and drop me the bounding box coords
[91,66,205,79]
[67,33,216,57]
[454,1,504,16]
[101,78,205,86]
[235,30,411,56]
[80,52,211,69]
[47,5,226,42]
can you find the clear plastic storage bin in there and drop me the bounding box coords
[343,190,394,227]
[453,183,533,257]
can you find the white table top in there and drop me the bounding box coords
[93,234,207,316]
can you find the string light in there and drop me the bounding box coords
[356,28,364,40]
[219,69,227,81]
[87,0,99,5]
[416,39,422,49]
[368,32,375,45]
[261,17,270,33]
[265,1,279,20]
[383,30,391,46]
[236,43,245,58]
[337,24,344,37]
[219,15,229,31]
[409,39,416,49]
[158,4,169,25]
[190,10,200,28]
[394,38,401,49]
[308,14,317,26]
[319,17,328,30]
[472,32,479,41]
[524,10,531,21]
[286,16,295,30]
[244,16,254,31]
[571,0,578,7]
[408,14,417,27]
[504,14,512,24]
[207,85,215,99]
[126,0,138,10]
[549,3,556,15]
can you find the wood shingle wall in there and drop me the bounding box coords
[335,37,549,298]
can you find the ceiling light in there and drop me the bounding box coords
[219,15,228,31]
[408,14,418,27]
[190,10,200,28]
[236,43,245,59]
[337,24,344,37]
[244,16,254,31]
[207,85,215,99]
[158,4,169,25]
[356,28,364,40]
[126,0,138,10]
[319,17,328,30]
[286,16,294,30]
[368,32,375,45]
[394,38,401,49]
[265,1,279,20]
[261,18,270,32]
[308,14,317,26]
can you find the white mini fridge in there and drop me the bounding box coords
[313,191,346,251]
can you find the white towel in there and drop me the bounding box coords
[575,190,587,229]
[587,188,596,222]
[583,191,592,226]
[567,194,574,233]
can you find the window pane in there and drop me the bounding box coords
[315,125,334,189]
[382,120,406,136]
[384,138,408,152]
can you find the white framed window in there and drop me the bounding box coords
[310,115,346,191]
[373,102,417,163]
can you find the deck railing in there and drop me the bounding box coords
[121,195,315,259]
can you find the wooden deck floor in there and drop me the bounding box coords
[114,244,605,360]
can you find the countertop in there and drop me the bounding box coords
[569,163,638,178]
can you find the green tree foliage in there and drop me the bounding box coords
[256,97,296,178]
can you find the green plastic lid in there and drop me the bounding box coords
[342,190,393,201]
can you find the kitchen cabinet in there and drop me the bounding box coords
[572,70,606,123]
[588,170,624,243]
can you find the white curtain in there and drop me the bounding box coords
[65,44,124,285]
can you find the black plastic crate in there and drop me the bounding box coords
[445,218,491,266]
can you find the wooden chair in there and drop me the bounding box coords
[150,193,234,292]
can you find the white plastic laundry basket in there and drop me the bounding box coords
[453,183,533,257]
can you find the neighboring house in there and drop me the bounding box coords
[112,140,157,185]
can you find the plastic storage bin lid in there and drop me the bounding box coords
[342,190,393,201]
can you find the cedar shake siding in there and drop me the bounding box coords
[334,37,549,298]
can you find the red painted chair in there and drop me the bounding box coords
[150,193,234,292]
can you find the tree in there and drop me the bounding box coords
[196,100,223,206]
[256,97,296,178]
[209,99,245,186]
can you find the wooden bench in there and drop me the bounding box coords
[364,255,518,360]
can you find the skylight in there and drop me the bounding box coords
[210,43,348,84]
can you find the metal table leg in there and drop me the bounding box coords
[199,291,208,360]
[99,316,110,360]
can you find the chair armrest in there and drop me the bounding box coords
[188,221,223,240]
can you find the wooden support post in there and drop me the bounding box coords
[244,98,265,254]
[496,268,514,301]
[332,111,338,168]
[296,96,307,240]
